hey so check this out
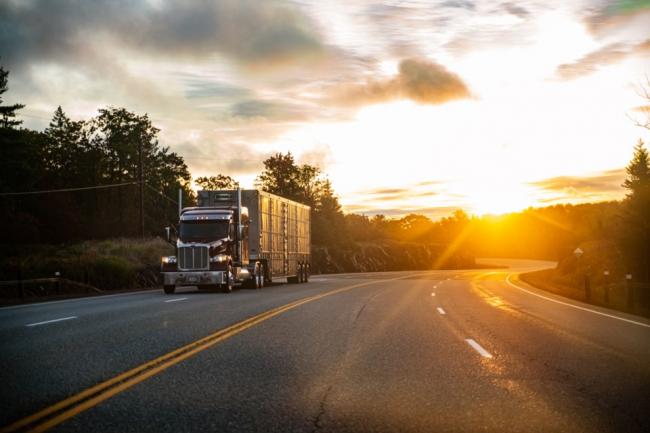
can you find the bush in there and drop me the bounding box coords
[0,237,173,292]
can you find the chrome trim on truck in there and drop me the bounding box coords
[178,245,209,271]
[163,271,226,286]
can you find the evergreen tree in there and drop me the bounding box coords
[621,139,650,281]
[43,106,89,184]
[0,66,25,128]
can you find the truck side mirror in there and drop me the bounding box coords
[164,226,172,243]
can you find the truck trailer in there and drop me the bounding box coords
[160,189,311,293]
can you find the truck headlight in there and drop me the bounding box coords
[161,256,177,264]
[210,254,228,263]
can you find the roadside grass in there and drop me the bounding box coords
[1,238,173,296]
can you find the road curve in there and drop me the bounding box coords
[1,259,649,433]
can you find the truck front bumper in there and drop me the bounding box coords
[162,271,226,287]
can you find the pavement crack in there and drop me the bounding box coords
[354,303,367,322]
[354,290,384,324]
[311,385,332,432]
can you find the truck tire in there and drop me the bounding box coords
[163,285,175,294]
[257,263,265,289]
[298,263,305,283]
[304,264,310,283]
[222,265,234,293]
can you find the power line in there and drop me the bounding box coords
[0,181,139,197]
[144,183,179,205]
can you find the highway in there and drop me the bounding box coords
[1,259,649,433]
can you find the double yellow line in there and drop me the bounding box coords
[2,273,421,433]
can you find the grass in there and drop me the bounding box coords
[0,238,173,295]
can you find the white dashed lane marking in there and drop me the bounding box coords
[465,339,493,358]
[26,316,78,327]
[164,298,188,303]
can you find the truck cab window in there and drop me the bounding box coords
[179,221,229,242]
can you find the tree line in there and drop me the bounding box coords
[1,64,648,281]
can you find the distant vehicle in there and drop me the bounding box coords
[160,189,311,294]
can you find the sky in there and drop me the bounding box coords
[1,0,650,219]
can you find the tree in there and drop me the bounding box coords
[623,139,650,196]
[0,66,25,128]
[195,174,239,190]
[312,179,347,245]
[256,152,348,246]
[256,152,321,207]
[43,106,89,184]
[621,139,650,281]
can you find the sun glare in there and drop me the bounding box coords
[460,180,535,216]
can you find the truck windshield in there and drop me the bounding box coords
[179,221,229,242]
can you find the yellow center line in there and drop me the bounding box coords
[2,272,426,433]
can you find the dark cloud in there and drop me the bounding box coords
[501,2,529,18]
[555,39,650,80]
[0,0,324,72]
[530,169,626,194]
[336,58,470,106]
[440,1,475,10]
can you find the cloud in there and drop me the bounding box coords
[583,1,650,36]
[440,1,475,10]
[555,39,650,80]
[335,58,470,106]
[530,169,626,195]
[183,81,250,100]
[501,2,529,18]
[0,0,324,72]
[229,99,310,121]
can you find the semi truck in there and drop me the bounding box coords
[160,189,310,294]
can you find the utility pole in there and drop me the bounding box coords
[138,140,145,239]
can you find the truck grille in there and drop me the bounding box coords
[178,246,209,270]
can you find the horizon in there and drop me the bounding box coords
[2,0,649,220]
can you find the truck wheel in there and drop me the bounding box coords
[257,264,265,289]
[222,265,234,293]
[304,264,310,283]
[298,263,304,283]
[163,285,175,294]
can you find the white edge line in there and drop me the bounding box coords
[437,307,446,315]
[0,289,159,311]
[506,274,650,329]
[164,297,188,303]
[26,316,77,327]
[465,338,493,358]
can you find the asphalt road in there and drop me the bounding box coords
[1,259,649,433]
